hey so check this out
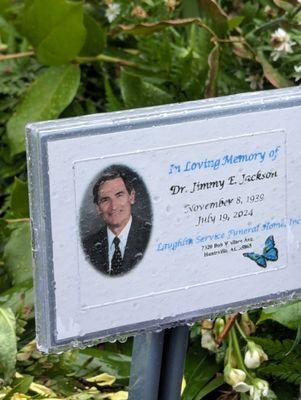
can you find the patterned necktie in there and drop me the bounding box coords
[111,236,123,274]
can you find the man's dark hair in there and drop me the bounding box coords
[93,165,135,204]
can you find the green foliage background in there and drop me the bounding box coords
[0,0,300,399]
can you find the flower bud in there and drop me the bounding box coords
[224,364,246,387]
[240,312,256,336]
[249,385,261,400]
[249,378,269,399]
[255,378,269,397]
[201,319,213,330]
[244,341,268,369]
[201,329,217,352]
[214,317,225,337]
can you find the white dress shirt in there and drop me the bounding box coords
[107,216,132,273]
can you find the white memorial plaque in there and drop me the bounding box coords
[26,87,301,352]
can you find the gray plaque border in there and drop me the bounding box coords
[26,87,301,353]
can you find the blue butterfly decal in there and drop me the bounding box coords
[243,235,278,268]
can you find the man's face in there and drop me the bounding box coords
[96,177,135,232]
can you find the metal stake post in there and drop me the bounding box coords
[128,331,165,400]
[128,326,189,400]
[158,326,189,400]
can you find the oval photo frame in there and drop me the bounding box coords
[80,164,152,276]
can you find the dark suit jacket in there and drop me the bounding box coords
[83,215,151,276]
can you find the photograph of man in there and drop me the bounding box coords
[83,166,152,276]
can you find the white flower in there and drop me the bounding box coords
[249,379,269,399]
[245,349,260,369]
[233,381,251,393]
[105,3,121,22]
[224,364,247,387]
[294,65,301,82]
[270,28,296,61]
[250,386,262,400]
[244,341,268,369]
[201,329,217,352]
[245,74,264,90]
[256,379,269,397]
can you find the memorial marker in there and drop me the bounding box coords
[26,87,301,352]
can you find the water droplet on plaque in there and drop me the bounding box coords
[118,336,128,343]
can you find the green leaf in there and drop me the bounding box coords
[258,300,301,329]
[80,13,106,56]
[104,76,123,112]
[142,0,154,5]
[3,222,32,285]
[86,372,116,386]
[240,3,259,22]
[181,0,200,18]
[198,0,229,37]
[3,375,33,400]
[204,44,219,98]
[20,0,86,65]
[256,52,293,88]
[7,64,80,155]
[182,343,219,400]
[0,0,10,16]
[194,375,224,400]
[117,18,212,37]
[10,177,29,218]
[120,69,173,109]
[29,382,57,397]
[0,280,33,317]
[79,348,131,379]
[285,323,301,355]
[0,307,17,381]
[227,16,244,32]
[273,0,294,11]
[189,23,212,61]
[232,40,253,60]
